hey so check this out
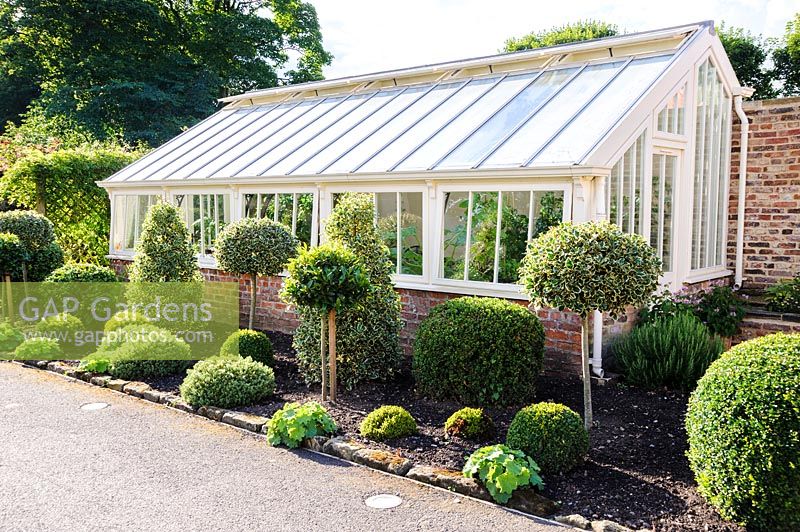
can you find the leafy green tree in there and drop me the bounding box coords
[282,243,370,402]
[215,217,297,329]
[518,221,661,430]
[717,24,777,100]
[773,13,800,96]
[0,0,332,145]
[504,20,618,52]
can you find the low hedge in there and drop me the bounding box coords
[13,337,62,360]
[686,333,800,530]
[180,356,275,408]
[412,297,544,406]
[506,402,589,474]
[359,405,417,441]
[45,263,118,283]
[220,329,274,366]
[91,324,193,380]
[0,321,25,353]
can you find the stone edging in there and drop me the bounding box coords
[16,360,642,531]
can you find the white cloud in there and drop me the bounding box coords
[311,0,798,79]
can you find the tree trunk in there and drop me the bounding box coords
[248,273,257,330]
[328,309,337,403]
[581,314,593,431]
[3,274,11,321]
[320,314,328,402]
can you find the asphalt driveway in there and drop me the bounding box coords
[0,363,562,532]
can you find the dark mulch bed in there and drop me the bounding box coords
[141,330,740,532]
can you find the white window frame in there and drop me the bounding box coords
[653,77,689,141]
[238,185,320,247]
[321,183,428,284]
[108,189,166,257]
[649,146,682,289]
[432,180,572,297]
[167,188,234,267]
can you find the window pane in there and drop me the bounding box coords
[295,193,314,245]
[533,56,671,165]
[396,73,538,171]
[497,191,531,284]
[293,86,429,175]
[112,196,126,252]
[125,196,137,250]
[360,77,499,173]
[651,154,676,272]
[531,191,564,239]
[265,90,404,176]
[244,194,258,217]
[482,61,623,167]
[438,68,578,169]
[375,192,399,273]
[467,191,499,282]
[400,193,424,275]
[607,131,645,235]
[441,191,469,280]
[329,82,461,174]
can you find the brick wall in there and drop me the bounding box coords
[729,97,800,290]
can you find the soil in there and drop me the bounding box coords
[141,331,741,532]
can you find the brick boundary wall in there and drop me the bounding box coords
[728,97,800,291]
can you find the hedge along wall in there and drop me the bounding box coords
[728,97,800,291]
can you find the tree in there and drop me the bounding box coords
[0,0,332,145]
[282,243,370,402]
[128,202,201,283]
[518,221,661,430]
[0,210,63,281]
[773,13,800,97]
[215,217,297,329]
[1,144,141,263]
[292,193,403,390]
[504,20,618,52]
[717,24,777,100]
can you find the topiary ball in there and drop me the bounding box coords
[220,329,274,366]
[0,232,26,277]
[444,407,495,441]
[686,333,800,530]
[506,402,589,474]
[360,405,417,441]
[180,356,275,408]
[103,310,151,333]
[412,296,544,406]
[99,324,193,380]
[13,337,62,361]
[35,312,84,338]
[0,210,54,253]
[45,263,118,283]
[0,321,25,353]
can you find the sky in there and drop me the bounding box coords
[312,0,797,79]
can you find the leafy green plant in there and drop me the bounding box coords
[614,313,724,391]
[35,312,83,342]
[444,407,495,441]
[506,402,589,474]
[686,333,800,530]
[638,289,694,324]
[292,192,402,392]
[766,276,800,313]
[0,210,63,281]
[220,329,274,366]
[462,444,544,504]
[102,310,150,333]
[283,240,371,401]
[128,202,202,283]
[0,232,25,277]
[0,321,25,353]
[180,356,275,408]
[519,220,661,429]
[79,357,109,373]
[12,337,62,360]
[92,323,193,380]
[44,263,117,282]
[359,405,417,441]
[413,296,544,406]
[215,217,297,329]
[266,401,337,448]
[693,286,745,337]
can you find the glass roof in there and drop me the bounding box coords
[108,53,674,183]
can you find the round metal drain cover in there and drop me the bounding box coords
[365,494,402,509]
[80,402,109,411]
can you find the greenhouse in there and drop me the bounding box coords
[101,20,748,371]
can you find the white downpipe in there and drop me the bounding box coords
[733,91,752,289]
[592,310,604,378]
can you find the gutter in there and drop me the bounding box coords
[733,87,754,289]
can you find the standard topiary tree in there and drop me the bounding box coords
[0,233,25,316]
[0,210,63,281]
[293,193,403,390]
[686,333,800,530]
[282,242,370,402]
[215,217,297,329]
[128,202,202,283]
[518,221,660,430]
